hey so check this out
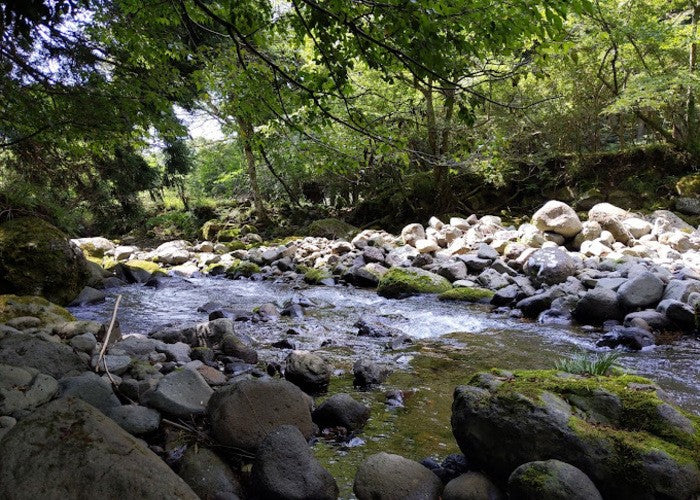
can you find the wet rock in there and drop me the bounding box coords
[69,286,106,306]
[353,358,391,389]
[353,452,443,500]
[142,367,213,417]
[538,308,572,325]
[596,326,655,350]
[178,447,243,500]
[355,317,404,337]
[524,248,577,286]
[106,404,161,435]
[508,460,602,500]
[58,371,121,414]
[312,393,370,431]
[156,341,191,363]
[208,378,313,453]
[443,472,503,500]
[91,353,132,376]
[220,333,258,364]
[0,364,58,418]
[285,350,332,395]
[572,288,622,325]
[252,425,338,500]
[531,201,582,238]
[0,398,197,499]
[623,310,671,332]
[516,291,554,319]
[476,268,510,290]
[70,332,97,353]
[196,364,227,386]
[0,333,87,378]
[657,299,696,331]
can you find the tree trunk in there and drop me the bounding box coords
[687,2,700,162]
[238,118,269,223]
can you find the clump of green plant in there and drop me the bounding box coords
[554,351,622,376]
[298,264,332,284]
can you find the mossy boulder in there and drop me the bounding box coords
[201,219,225,241]
[377,267,452,298]
[0,217,90,305]
[676,174,700,197]
[217,228,241,243]
[307,218,358,240]
[451,369,700,499]
[439,287,494,302]
[0,294,74,326]
[225,260,260,278]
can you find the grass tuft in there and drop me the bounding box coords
[554,351,622,376]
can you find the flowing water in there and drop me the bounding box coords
[70,276,700,415]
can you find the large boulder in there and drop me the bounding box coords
[401,223,426,246]
[617,271,665,310]
[587,204,633,245]
[178,447,243,500]
[307,218,358,240]
[508,460,602,500]
[153,240,190,265]
[443,472,503,500]
[523,248,577,286]
[142,367,213,417]
[0,364,58,418]
[0,397,198,499]
[312,393,370,431]
[285,350,332,395]
[377,267,452,298]
[0,294,74,325]
[251,425,338,500]
[0,217,90,305]
[208,378,313,453]
[451,370,700,499]
[572,288,622,324]
[531,201,582,238]
[353,452,443,500]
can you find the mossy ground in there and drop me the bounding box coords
[438,287,494,302]
[377,268,451,298]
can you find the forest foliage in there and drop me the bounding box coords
[0,0,698,236]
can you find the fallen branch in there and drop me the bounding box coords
[95,294,122,377]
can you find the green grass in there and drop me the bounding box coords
[554,351,622,376]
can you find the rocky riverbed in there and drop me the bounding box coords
[1,200,699,499]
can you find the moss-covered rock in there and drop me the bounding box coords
[217,228,241,243]
[377,267,452,298]
[226,240,247,251]
[0,217,90,305]
[225,260,260,279]
[438,287,494,302]
[201,219,224,241]
[451,369,700,499]
[307,218,358,240]
[0,294,74,325]
[124,260,163,275]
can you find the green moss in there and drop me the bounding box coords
[225,240,247,251]
[0,294,75,325]
[124,260,164,275]
[201,219,224,241]
[514,463,553,491]
[306,218,358,240]
[473,370,700,466]
[225,259,260,278]
[438,287,494,302]
[240,224,257,236]
[377,267,452,298]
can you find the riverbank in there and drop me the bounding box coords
[1,200,699,498]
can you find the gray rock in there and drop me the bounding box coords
[353,452,443,500]
[252,425,338,500]
[91,354,132,376]
[178,447,242,500]
[68,286,106,306]
[143,367,213,417]
[594,277,627,291]
[516,291,554,319]
[0,398,197,498]
[353,358,392,389]
[675,197,700,215]
[54,320,106,340]
[617,271,664,310]
[476,243,500,261]
[0,415,16,440]
[355,317,404,338]
[285,350,332,395]
[436,260,468,282]
[208,378,313,453]
[623,310,671,331]
[0,333,87,378]
[476,268,510,290]
[0,364,58,418]
[5,316,42,329]
[524,248,576,285]
[111,334,163,358]
[312,393,370,431]
[156,341,191,363]
[220,333,258,363]
[106,404,161,434]
[662,279,700,302]
[70,332,97,353]
[459,255,490,273]
[58,371,121,414]
[443,472,503,500]
[531,201,583,238]
[508,460,602,500]
[657,299,695,331]
[572,288,622,324]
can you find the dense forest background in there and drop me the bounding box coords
[1,0,699,238]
